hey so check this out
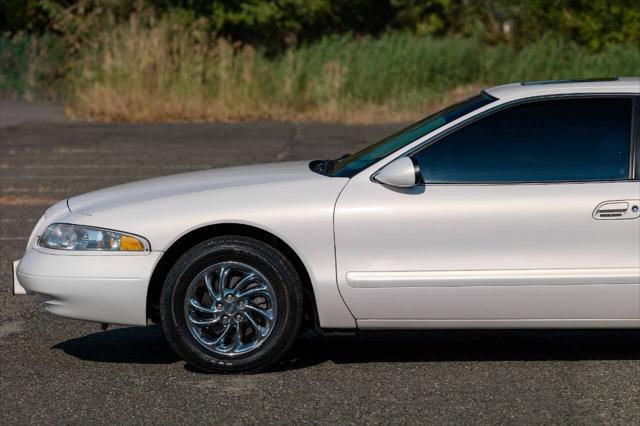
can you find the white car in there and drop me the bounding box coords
[13,78,640,372]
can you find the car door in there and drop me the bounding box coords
[334,96,640,328]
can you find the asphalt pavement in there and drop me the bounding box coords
[1,101,638,425]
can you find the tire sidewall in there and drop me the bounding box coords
[160,236,302,372]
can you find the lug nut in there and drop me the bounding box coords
[238,301,245,308]
[225,294,234,302]
[222,316,229,324]
[236,314,242,321]
[216,303,223,309]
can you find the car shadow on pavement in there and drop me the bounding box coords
[277,329,640,371]
[52,325,180,364]
[53,326,639,371]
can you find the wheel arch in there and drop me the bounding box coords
[146,223,319,328]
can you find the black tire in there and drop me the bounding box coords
[160,236,304,373]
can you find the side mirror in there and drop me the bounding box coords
[374,157,420,188]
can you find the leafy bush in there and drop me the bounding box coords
[2,0,639,51]
[0,33,66,100]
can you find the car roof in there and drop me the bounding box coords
[484,77,640,100]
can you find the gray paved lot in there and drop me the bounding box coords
[1,102,639,425]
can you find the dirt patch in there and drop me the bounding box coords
[0,195,59,206]
[0,320,24,338]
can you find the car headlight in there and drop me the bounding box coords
[38,224,149,252]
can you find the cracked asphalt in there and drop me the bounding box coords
[1,102,639,425]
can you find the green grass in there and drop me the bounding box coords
[2,22,639,122]
[285,34,640,107]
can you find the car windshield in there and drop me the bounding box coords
[323,92,496,177]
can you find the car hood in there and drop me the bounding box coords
[68,161,324,215]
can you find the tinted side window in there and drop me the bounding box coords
[414,98,632,183]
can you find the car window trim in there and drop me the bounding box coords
[403,93,637,186]
[632,96,639,180]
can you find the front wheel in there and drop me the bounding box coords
[160,236,304,372]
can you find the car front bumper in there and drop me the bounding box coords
[14,248,162,326]
[12,260,28,295]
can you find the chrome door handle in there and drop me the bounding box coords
[593,200,640,220]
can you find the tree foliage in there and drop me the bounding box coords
[1,0,639,51]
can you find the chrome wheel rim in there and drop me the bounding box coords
[183,261,278,356]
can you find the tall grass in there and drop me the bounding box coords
[4,11,640,122]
